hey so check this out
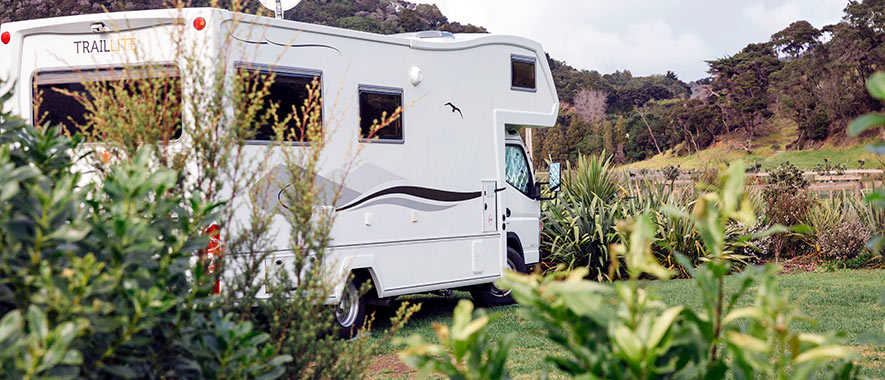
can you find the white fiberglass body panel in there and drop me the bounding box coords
[0,8,559,302]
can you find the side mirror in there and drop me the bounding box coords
[549,162,561,193]
[534,162,562,201]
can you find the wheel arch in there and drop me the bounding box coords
[506,232,525,259]
[350,267,380,299]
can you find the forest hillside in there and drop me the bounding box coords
[3,0,883,169]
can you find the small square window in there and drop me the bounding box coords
[511,55,536,91]
[359,86,403,142]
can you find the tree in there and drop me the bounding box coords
[635,105,662,155]
[548,57,610,104]
[771,57,831,143]
[566,113,592,160]
[843,0,885,32]
[669,99,723,154]
[770,21,821,58]
[572,88,607,123]
[613,116,627,163]
[708,43,783,138]
[602,119,615,156]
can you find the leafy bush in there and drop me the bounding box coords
[397,300,512,380]
[802,195,876,263]
[0,117,289,378]
[767,192,811,227]
[757,163,812,261]
[813,158,847,177]
[847,69,885,365]
[1,5,417,378]
[763,162,809,202]
[496,162,860,379]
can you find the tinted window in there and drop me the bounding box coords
[511,56,536,91]
[241,66,323,142]
[359,87,403,142]
[34,65,182,140]
[505,145,532,195]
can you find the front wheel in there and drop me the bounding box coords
[335,277,366,339]
[471,247,526,307]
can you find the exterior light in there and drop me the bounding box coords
[193,17,206,31]
[1,32,10,45]
[201,224,222,294]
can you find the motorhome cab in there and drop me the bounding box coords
[0,8,560,334]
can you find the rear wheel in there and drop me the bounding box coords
[335,276,366,339]
[471,247,526,307]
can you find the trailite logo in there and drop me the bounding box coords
[73,38,137,54]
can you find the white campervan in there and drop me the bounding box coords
[0,7,560,334]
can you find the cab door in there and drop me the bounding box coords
[503,144,541,265]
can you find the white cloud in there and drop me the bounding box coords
[565,21,711,78]
[743,2,803,29]
[417,0,847,81]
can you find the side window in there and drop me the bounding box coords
[34,65,182,140]
[238,64,322,142]
[511,55,536,91]
[359,86,403,142]
[505,145,532,195]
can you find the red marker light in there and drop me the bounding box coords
[205,224,222,258]
[202,223,222,295]
[1,32,10,45]
[193,17,206,31]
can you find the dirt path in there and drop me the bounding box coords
[366,354,415,380]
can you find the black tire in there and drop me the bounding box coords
[471,246,526,307]
[335,275,367,339]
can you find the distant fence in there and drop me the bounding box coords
[627,169,884,197]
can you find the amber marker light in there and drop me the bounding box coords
[193,17,206,31]
[1,32,10,45]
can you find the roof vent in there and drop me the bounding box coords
[415,31,455,39]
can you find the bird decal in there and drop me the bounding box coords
[444,102,463,119]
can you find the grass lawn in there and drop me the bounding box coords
[625,119,879,171]
[366,269,885,379]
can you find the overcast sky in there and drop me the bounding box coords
[415,0,849,81]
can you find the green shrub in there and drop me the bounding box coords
[816,219,870,260]
[494,162,859,379]
[1,5,416,378]
[0,116,289,378]
[763,162,809,202]
[757,163,813,261]
[813,158,847,176]
[397,300,513,380]
[846,69,885,364]
[768,192,811,227]
[801,195,875,263]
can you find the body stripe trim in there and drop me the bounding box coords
[336,186,481,211]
